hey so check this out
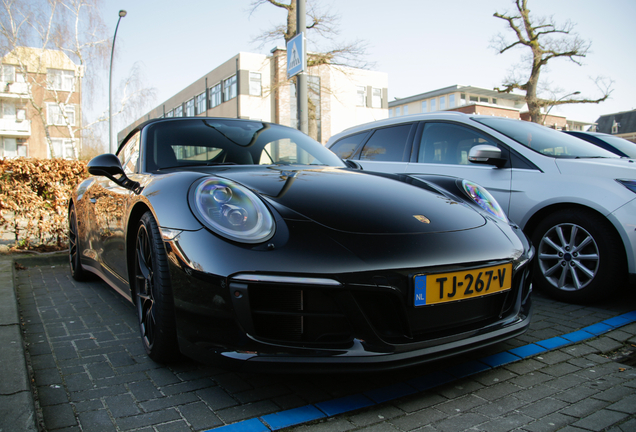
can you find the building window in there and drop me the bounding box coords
[165,110,173,118]
[612,120,620,134]
[49,138,75,159]
[389,108,394,117]
[492,98,497,105]
[209,83,221,108]
[223,75,237,101]
[249,72,261,96]
[372,88,382,108]
[403,105,409,115]
[439,96,446,110]
[47,104,75,126]
[479,97,489,103]
[449,94,456,108]
[47,69,75,91]
[174,105,183,117]
[1,65,15,82]
[195,92,206,114]
[460,93,466,105]
[470,95,478,102]
[421,100,427,113]
[395,107,401,116]
[2,137,27,158]
[356,86,366,107]
[185,98,195,116]
[430,98,437,112]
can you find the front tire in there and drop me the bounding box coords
[531,209,624,303]
[134,211,180,363]
[69,204,89,281]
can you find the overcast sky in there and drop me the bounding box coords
[101,0,636,128]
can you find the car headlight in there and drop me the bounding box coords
[189,178,275,243]
[461,179,508,223]
[617,179,636,194]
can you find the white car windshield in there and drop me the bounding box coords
[474,117,619,159]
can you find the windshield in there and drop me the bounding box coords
[473,117,619,159]
[594,134,636,158]
[144,119,346,171]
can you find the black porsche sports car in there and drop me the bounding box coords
[70,117,533,371]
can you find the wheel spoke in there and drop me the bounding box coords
[539,221,600,292]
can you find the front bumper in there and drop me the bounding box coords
[164,227,533,372]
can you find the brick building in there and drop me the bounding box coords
[0,47,82,159]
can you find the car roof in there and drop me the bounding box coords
[328,112,527,143]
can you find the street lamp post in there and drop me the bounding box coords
[543,91,581,128]
[109,10,127,154]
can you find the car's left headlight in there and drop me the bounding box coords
[189,177,275,243]
[461,179,508,223]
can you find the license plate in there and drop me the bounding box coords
[414,263,512,306]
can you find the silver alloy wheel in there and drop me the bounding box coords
[537,222,600,291]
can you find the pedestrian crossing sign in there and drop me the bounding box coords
[287,32,305,79]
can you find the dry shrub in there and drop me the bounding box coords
[0,158,88,250]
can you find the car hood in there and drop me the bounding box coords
[217,167,486,234]
[555,157,636,178]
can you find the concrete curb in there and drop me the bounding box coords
[0,252,67,432]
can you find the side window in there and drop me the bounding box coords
[118,131,140,174]
[330,131,367,159]
[359,124,412,162]
[418,123,497,165]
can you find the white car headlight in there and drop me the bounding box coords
[189,178,275,243]
[462,179,508,223]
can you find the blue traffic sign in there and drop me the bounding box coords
[287,32,305,79]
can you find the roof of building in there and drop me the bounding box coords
[595,109,636,135]
[388,85,526,107]
[2,47,79,73]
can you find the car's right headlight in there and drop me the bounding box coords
[189,177,275,243]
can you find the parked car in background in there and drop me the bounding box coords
[70,117,533,371]
[328,112,636,303]
[563,130,636,158]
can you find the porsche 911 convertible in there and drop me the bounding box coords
[69,117,533,371]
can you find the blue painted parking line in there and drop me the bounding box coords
[561,329,595,343]
[509,343,548,358]
[315,393,374,416]
[206,310,636,431]
[261,405,325,431]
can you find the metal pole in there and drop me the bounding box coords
[109,10,127,154]
[543,91,580,127]
[296,0,308,134]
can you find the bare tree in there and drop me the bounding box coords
[249,0,372,140]
[0,0,155,158]
[491,0,612,124]
[0,0,111,157]
[249,0,371,69]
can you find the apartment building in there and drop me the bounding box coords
[119,49,388,146]
[389,85,592,131]
[1,47,82,159]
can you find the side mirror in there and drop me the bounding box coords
[468,145,506,168]
[87,154,142,193]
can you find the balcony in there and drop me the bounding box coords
[0,118,31,137]
[0,81,29,97]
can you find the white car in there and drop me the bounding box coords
[328,112,636,303]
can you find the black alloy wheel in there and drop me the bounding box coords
[532,208,624,303]
[69,204,89,281]
[134,211,179,362]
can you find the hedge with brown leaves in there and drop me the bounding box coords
[0,158,88,250]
